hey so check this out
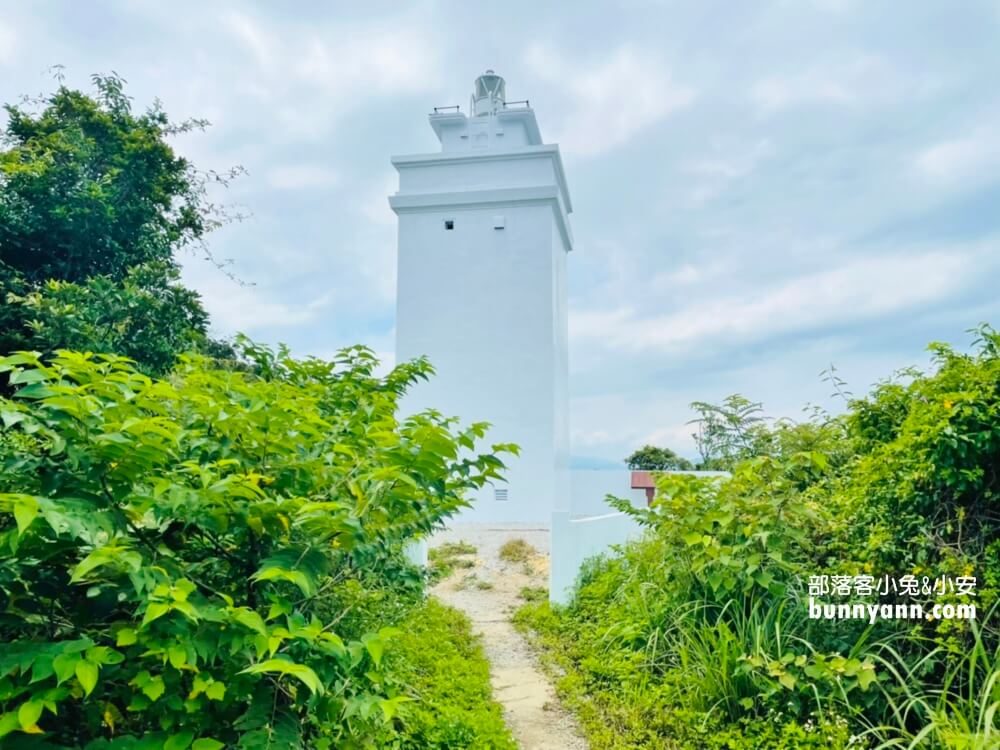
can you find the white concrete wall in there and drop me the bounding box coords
[550,510,644,605]
[548,468,646,604]
[394,202,564,523]
[403,538,428,568]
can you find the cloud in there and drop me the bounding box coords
[570,249,978,354]
[750,55,898,115]
[267,164,339,190]
[0,21,17,66]
[181,268,334,334]
[524,44,695,157]
[913,128,1000,186]
[682,139,775,205]
[220,9,440,98]
[357,172,399,228]
[217,9,442,138]
[6,0,999,467]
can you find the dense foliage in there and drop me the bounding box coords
[0,343,513,748]
[519,327,1000,749]
[0,74,234,373]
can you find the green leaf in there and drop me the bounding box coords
[142,602,170,628]
[204,681,226,701]
[192,740,225,750]
[0,712,20,739]
[17,700,43,731]
[12,497,39,536]
[682,531,702,546]
[165,731,195,750]
[857,665,877,691]
[239,659,324,695]
[379,695,412,722]
[142,675,165,701]
[116,628,138,646]
[0,410,26,428]
[75,659,99,696]
[168,645,187,669]
[252,547,328,598]
[52,653,80,685]
[9,368,50,386]
[232,609,268,637]
[70,547,118,582]
[362,633,385,669]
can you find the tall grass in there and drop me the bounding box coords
[862,609,1000,749]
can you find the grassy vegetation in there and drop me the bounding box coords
[381,599,515,749]
[498,538,535,564]
[428,541,477,581]
[515,571,855,749]
[457,572,494,591]
[518,586,547,603]
[516,328,1000,749]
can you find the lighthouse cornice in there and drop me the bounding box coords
[390,144,573,214]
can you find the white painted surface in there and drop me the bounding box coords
[549,470,731,605]
[569,468,647,517]
[550,510,644,606]
[392,71,571,523]
[403,538,428,568]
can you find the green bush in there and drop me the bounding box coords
[518,327,1000,749]
[0,344,512,748]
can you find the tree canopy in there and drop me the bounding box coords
[0,73,233,373]
[624,444,694,471]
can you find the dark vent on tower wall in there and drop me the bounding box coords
[494,488,508,502]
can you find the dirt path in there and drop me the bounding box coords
[430,524,589,750]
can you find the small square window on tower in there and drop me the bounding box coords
[494,488,508,502]
[444,219,454,230]
[493,215,505,230]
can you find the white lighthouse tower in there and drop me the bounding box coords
[390,71,573,523]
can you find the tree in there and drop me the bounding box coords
[4,261,211,376]
[688,395,770,470]
[0,72,237,372]
[625,444,694,471]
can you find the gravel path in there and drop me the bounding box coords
[430,523,589,750]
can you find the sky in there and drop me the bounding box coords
[2,1,1000,464]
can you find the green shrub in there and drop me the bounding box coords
[518,327,1000,748]
[0,344,512,748]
